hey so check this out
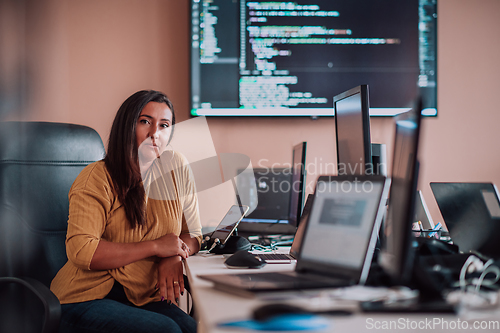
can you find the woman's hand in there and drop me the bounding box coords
[154,233,190,259]
[157,256,185,305]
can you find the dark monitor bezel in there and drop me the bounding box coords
[334,85,372,175]
[289,193,314,259]
[288,142,307,228]
[379,99,423,285]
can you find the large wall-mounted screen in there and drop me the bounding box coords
[190,0,437,117]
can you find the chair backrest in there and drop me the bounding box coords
[0,121,105,287]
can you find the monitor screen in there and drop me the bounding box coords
[379,99,422,284]
[334,85,371,175]
[288,142,307,227]
[190,0,437,117]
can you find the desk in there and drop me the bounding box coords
[185,251,500,333]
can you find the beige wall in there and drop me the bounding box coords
[4,0,500,227]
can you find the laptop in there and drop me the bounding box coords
[250,193,314,263]
[198,175,391,296]
[431,182,500,258]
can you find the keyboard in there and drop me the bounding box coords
[254,253,294,262]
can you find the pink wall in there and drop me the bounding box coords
[5,0,500,228]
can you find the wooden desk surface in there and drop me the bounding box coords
[185,251,500,333]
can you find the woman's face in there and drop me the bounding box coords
[136,101,173,163]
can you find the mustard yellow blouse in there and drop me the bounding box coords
[50,151,202,306]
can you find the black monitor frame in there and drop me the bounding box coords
[379,100,422,285]
[288,142,307,228]
[334,85,372,176]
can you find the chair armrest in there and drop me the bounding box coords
[0,277,61,333]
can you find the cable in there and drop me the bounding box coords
[446,255,500,310]
[250,243,275,252]
[475,259,500,292]
[459,255,478,292]
[207,238,220,252]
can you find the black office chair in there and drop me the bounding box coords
[0,121,105,333]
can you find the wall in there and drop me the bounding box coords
[3,0,500,227]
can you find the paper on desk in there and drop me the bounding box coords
[447,289,500,321]
[257,285,417,304]
[326,285,419,302]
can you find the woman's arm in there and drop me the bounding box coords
[180,234,200,256]
[89,239,156,270]
[157,236,199,305]
[157,255,184,305]
[89,233,190,270]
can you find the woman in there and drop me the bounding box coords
[50,90,202,333]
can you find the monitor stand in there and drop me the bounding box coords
[209,235,251,254]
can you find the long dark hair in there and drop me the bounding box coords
[104,90,176,228]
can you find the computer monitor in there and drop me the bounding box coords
[378,99,422,285]
[236,168,295,235]
[334,85,372,175]
[236,142,307,235]
[189,0,438,117]
[288,142,307,228]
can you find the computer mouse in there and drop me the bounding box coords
[253,303,308,321]
[224,250,267,269]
